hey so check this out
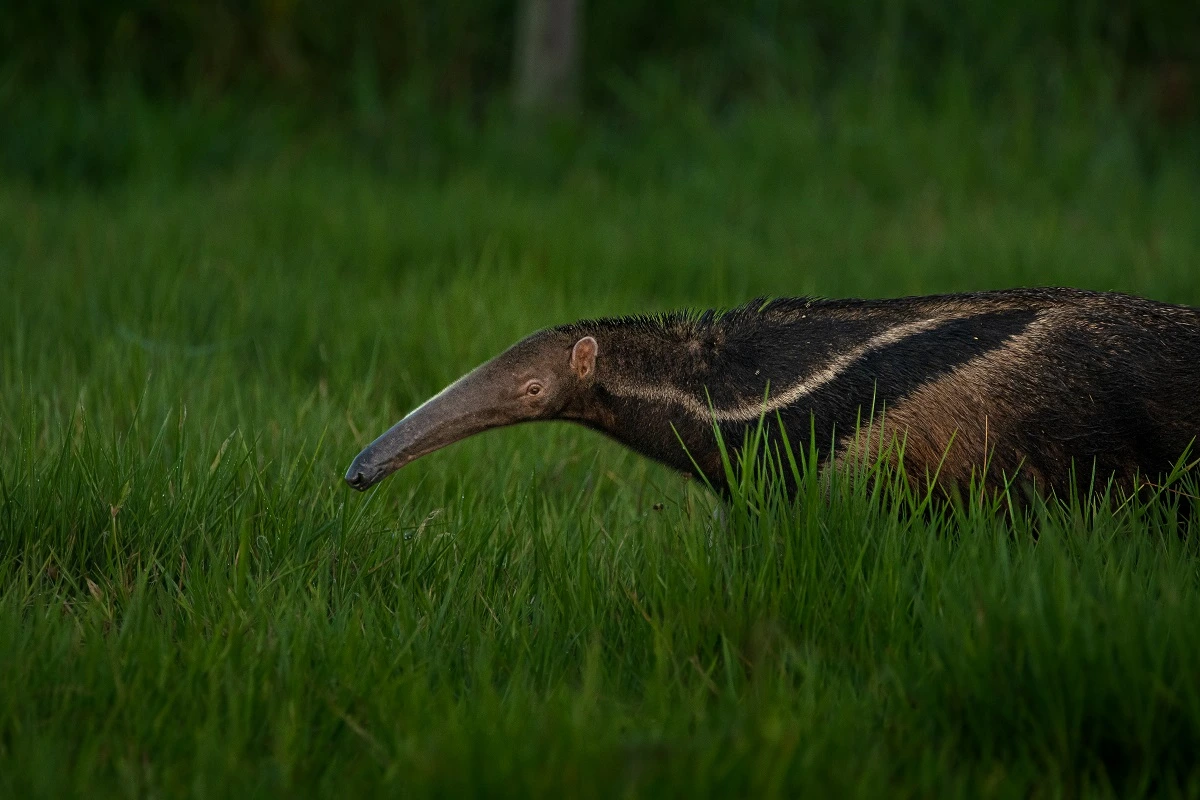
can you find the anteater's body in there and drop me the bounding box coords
[346,288,1200,502]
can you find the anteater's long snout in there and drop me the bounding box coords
[344,370,511,491]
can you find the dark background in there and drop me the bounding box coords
[3,0,1196,187]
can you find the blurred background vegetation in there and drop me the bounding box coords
[2,0,1196,187]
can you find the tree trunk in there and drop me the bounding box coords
[514,0,582,113]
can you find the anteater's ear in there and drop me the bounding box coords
[570,336,598,380]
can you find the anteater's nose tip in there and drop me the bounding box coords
[345,468,370,491]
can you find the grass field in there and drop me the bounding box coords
[3,98,1200,796]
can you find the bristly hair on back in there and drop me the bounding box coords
[557,297,824,340]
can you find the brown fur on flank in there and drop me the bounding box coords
[839,300,1199,502]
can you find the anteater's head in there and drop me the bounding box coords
[345,331,599,491]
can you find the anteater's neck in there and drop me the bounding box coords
[557,300,922,487]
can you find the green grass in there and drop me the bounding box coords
[2,98,1200,797]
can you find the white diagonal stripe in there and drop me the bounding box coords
[609,317,947,423]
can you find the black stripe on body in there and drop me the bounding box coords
[716,309,1041,467]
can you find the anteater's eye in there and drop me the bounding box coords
[527,383,542,396]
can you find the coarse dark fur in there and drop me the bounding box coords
[347,288,1200,504]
